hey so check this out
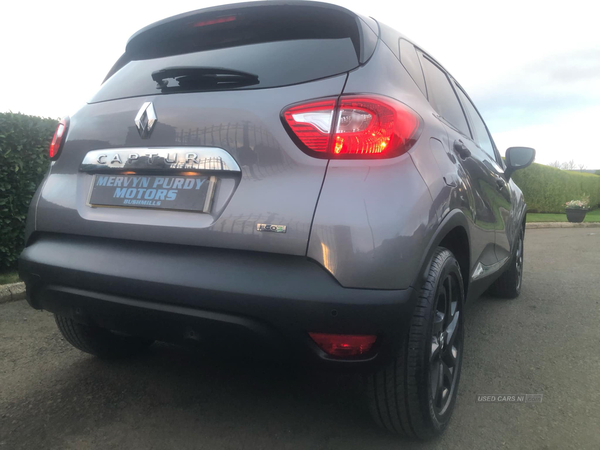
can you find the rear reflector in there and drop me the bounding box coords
[49,118,69,160]
[309,332,377,357]
[283,95,421,159]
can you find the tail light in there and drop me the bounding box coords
[283,95,421,159]
[309,332,377,357]
[49,118,69,160]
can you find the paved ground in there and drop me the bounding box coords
[1,228,599,449]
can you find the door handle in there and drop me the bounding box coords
[453,140,471,159]
[495,177,506,190]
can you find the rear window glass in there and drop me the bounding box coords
[91,6,362,103]
[419,54,470,137]
[453,83,497,160]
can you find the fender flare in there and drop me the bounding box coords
[411,209,472,292]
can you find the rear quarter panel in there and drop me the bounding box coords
[308,38,492,290]
[308,42,440,289]
[308,153,435,289]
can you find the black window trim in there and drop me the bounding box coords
[451,78,504,168]
[417,50,473,140]
[398,38,428,98]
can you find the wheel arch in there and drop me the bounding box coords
[438,226,470,299]
[413,210,471,299]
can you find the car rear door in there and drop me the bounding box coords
[418,52,500,268]
[451,81,513,261]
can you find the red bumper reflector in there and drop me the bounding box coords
[309,332,377,357]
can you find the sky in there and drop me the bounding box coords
[2,0,599,168]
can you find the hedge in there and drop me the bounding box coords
[512,163,600,213]
[0,112,57,268]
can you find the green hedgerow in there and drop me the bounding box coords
[512,163,600,213]
[0,112,57,268]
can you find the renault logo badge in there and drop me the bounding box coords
[134,102,157,139]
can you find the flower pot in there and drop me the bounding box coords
[565,208,587,223]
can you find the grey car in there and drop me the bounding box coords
[19,1,535,439]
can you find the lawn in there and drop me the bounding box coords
[0,270,20,285]
[527,209,600,223]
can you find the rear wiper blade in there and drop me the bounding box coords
[151,66,259,91]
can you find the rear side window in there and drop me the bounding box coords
[419,54,470,137]
[399,40,426,96]
[91,6,364,103]
[453,83,496,159]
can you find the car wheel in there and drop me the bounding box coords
[489,227,524,299]
[55,314,154,359]
[366,247,464,439]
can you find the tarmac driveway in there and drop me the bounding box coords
[1,228,599,449]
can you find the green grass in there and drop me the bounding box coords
[527,209,600,223]
[0,270,20,285]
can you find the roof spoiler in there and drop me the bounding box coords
[103,1,378,84]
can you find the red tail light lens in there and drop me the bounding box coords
[334,97,420,156]
[49,118,69,160]
[283,95,421,159]
[309,332,377,357]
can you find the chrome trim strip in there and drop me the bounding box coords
[472,257,510,280]
[203,176,218,213]
[80,147,241,173]
[86,175,96,207]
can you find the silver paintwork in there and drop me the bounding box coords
[80,148,241,172]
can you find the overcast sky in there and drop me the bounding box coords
[2,0,599,168]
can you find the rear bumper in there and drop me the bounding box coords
[19,233,416,369]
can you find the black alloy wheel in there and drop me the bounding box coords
[366,247,465,439]
[430,270,463,417]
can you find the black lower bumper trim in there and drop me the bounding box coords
[19,233,417,368]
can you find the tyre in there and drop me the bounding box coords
[366,247,465,439]
[489,227,524,299]
[55,314,154,359]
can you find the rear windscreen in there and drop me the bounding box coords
[90,6,362,103]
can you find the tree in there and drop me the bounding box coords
[578,163,587,171]
[561,159,577,170]
[548,160,562,168]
